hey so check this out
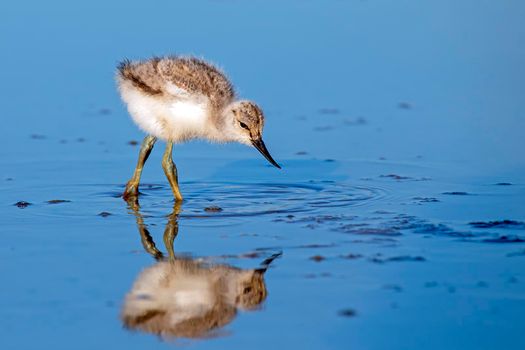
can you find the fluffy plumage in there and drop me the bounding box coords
[116,56,256,143]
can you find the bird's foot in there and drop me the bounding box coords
[122,181,139,202]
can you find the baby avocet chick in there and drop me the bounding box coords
[116,56,281,201]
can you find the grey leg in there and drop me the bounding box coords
[123,135,157,201]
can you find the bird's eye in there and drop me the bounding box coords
[239,122,249,130]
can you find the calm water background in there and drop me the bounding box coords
[1,1,524,349]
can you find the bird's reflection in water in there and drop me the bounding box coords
[121,200,280,339]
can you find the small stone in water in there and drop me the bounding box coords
[14,201,32,208]
[309,255,326,262]
[204,206,223,212]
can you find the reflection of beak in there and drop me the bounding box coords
[251,138,281,169]
[254,267,267,275]
[256,251,283,275]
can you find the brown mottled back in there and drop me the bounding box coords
[117,56,236,111]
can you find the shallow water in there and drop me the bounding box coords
[2,1,525,349]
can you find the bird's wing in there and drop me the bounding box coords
[156,57,236,107]
[117,56,236,109]
[117,58,165,96]
[164,81,194,99]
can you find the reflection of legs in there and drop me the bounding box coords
[125,198,164,260]
[162,141,183,202]
[123,135,157,200]
[163,202,182,262]
[125,198,182,262]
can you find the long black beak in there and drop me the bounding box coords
[251,138,281,169]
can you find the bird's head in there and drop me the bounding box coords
[223,100,281,169]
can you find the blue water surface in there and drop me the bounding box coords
[1,1,524,349]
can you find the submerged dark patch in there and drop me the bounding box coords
[46,199,71,204]
[371,255,426,263]
[338,309,357,317]
[482,236,525,243]
[469,220,525,229]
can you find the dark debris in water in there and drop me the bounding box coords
[383,284,403,292]
[204,206,223,213]
[299,243,338,249]
[46,199,71,204]
[340,253,362,260]
[371,255,426,263]
[442,191,470,196]
[380,174,412,180]
[380,174,431,181]
[309,255,326,262]
[398,102,412,110]
[413,197,440,203]
[14,201,32,208]
[344,117,367,126]
[98,108,112,115]
[386,216,476,238]
[424,281,439,288]
[337,226,402,236]
[469,220,525,229]
[127,140,139,146]
[482,236,525,244]
[277,214,357,225]
[274,205,499,242]
[495,182,513,186]
[338,309,357,318]
[30,134,46,140]
[411,223,475,238]
[98,211,112,217]
[476,281,489,288]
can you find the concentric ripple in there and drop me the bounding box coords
[140,181,387,220]
[17,181,387,224]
